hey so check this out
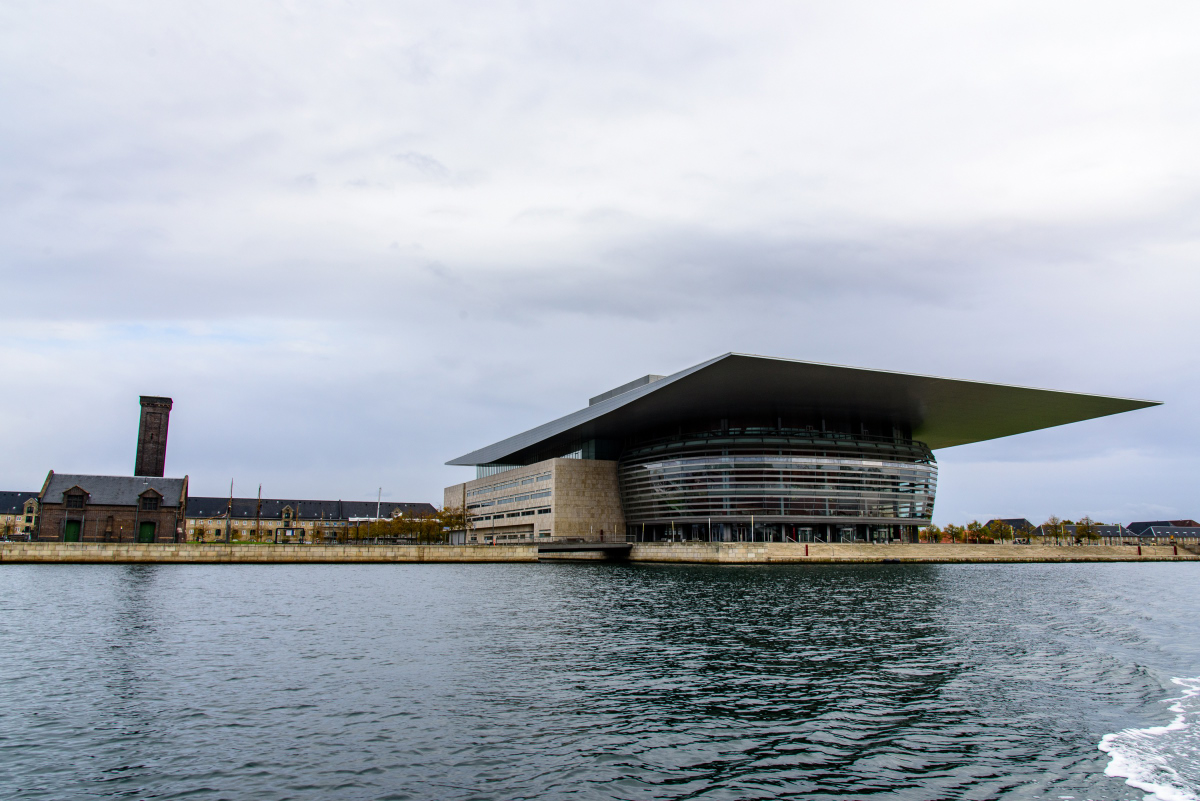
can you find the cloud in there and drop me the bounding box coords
[1,0,1199,523]
[394,151,450,180]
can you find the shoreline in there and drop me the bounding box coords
[1,541,1196,564]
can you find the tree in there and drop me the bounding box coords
[922,524,942,543]
[944,524,964,544]
[1077,515,1098,543]
[1044,515,1062,545]
[966,520,983,543]
[985,519,1010,544]
[439,504,472,543]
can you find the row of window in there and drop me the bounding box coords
[619,443,937,523]
[191,527,325,532]
[473,507,552,521]
[485,532,551,541]
[466,473,551,500]
[467,489,552,510]
[188,520,338,527]
[64,495,159,511]
[647,456,928,470]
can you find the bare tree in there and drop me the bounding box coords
[1044,515,1062,545]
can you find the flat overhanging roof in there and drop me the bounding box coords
[447,353,1160,466]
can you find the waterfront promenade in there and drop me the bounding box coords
[1,541,1195,564]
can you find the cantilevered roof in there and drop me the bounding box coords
[447,353,1160,466]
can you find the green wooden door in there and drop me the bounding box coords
[64,521,81,542]
[137,522,156,543]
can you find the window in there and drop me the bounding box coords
[65,494,84,509]
[141,496,160,511]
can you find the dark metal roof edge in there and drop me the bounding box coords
[446,352,1163,466]
[724,352,1163,407]
[446,353,732,465]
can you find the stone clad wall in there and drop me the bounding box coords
[0,542,538,563]
[550,459,624,541]
[3,541,1192,565]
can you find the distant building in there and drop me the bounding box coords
[1132,526,1200,544]
[1032,523,1131,542]
[36,472,188,542]
[31,394,437,544]
[185,497,437,542]
[0,491,39,539]
[37,395,190,542]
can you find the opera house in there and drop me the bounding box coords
[443,354,1157,544]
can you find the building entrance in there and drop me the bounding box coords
[137,522,156,543]
[64,521,81,542]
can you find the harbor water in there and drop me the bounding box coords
[1,562,1197,800]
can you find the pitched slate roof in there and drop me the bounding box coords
[41,474,187,507]
[186,497,436,521]
[1127,520,1200,535]
[1032,524,1128,537]
[448,353,1160,466]
[0,491,38,514]
[1140,526,1200,538]
[985,518,1034,532]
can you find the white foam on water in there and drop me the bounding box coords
[1100,677,1200,801]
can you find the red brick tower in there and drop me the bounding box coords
[135,396,173,477]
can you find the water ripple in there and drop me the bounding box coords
[1,562,1198,799]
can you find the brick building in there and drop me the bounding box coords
[36,472,189,543]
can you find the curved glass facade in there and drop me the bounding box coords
[618,432,936,540]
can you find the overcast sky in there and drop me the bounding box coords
[3,1,1198,524]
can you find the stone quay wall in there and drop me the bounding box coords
[0,542,539,564]
[2,541,1195,565]
[625,542,1196,564]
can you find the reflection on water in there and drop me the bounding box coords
[1,562,1198,800]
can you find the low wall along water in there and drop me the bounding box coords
[0,542,539,563]
[626,542,1193,563]
[0,541,1194,564]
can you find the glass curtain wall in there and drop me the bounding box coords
[618,431,936,542]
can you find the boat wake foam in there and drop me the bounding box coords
[1100,677,1200,801]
